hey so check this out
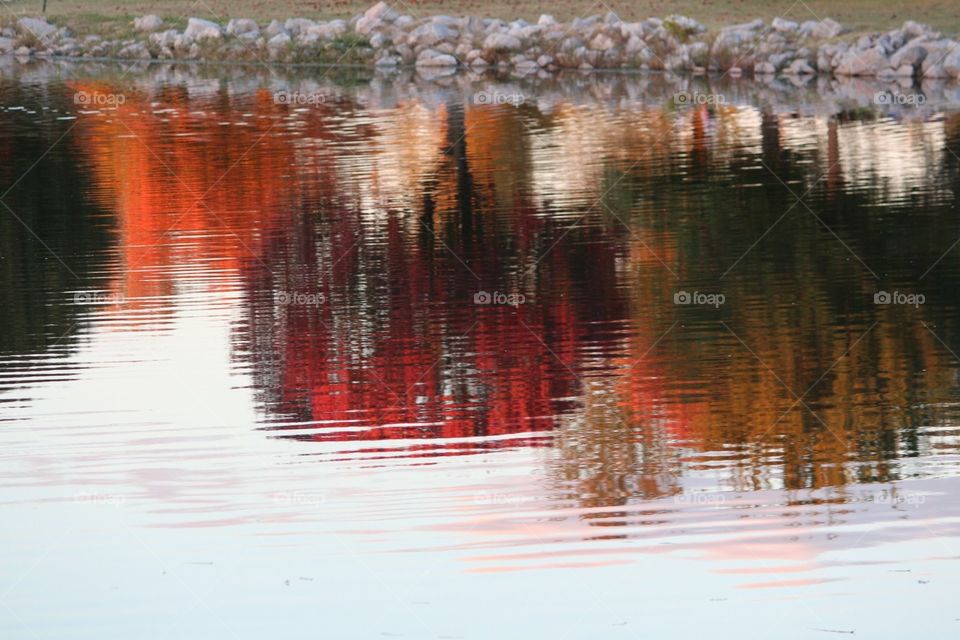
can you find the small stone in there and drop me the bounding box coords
[0,36,14,53]
[537,54,554,67]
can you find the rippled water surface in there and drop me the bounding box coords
[2,61,960,638]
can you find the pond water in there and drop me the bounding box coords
[2,60,960,639]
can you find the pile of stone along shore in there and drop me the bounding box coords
[3,3,960,80]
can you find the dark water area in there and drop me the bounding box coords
[2,60,960,638]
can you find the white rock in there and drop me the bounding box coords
[119,41,152,59]
[264,20,286,38]
[515,58,538,72]
[149,29,179,48]
[183,18,222,41]
[943,47,960,77]
[625,35,647,56]
[306,22,347,40]
[900,21,932,40]
[17,17,57,40]
[364,2,398,22]
[483,33,522,51]
[134,15,163,32]
[834,46,890,75]
[891,37,947,69]
[771,17,798,33]
[416,48,457,66]
[590,33,616,51]
[355,15,382,36]
[374,53,398,66]
[754,61,775,74]
[409,21,458,48]
[800,18,844,39]
[226,19,259,37]
[0,36,14,52]
[268,32,291,48]
[538,15,557,27]
[784,58,815,75]
[537,54,554,67]
[284,18,316,36]
[664,15,705,35]
[895,63,915,77]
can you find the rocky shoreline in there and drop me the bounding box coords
[2,3,960,81]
